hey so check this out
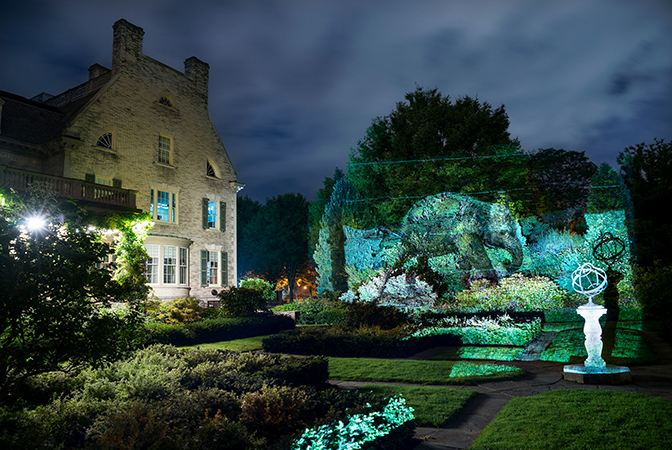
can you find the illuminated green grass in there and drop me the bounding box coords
[540,328,658,364]
[430,346,524,361]
[356,384,477,427]
[328,358,524,384]
[180,335,267,352]
[471,390,672,450]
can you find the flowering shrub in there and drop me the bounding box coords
[410,314,541,346]
[291,395,415,450]
[451,274,570,312]
[341,272,437,317]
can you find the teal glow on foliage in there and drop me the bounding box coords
[291,395,414,450]
[411,314,542,346]
[449,361,522,378]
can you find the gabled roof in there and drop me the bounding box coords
[0,81,106,147]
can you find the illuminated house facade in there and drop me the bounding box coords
[0,19,242,300]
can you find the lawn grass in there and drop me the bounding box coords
[180,335,267,352]
[355,384,477,427]
[430,346,524,361]
[470,390,672,450]
[540,328,658,364]
[328,358,525,384]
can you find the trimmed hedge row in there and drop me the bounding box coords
[145,313,295,346]
[262,331,461,358]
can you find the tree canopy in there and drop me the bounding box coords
[524,148,597,232]
[0,191,147,405]
[618,138,672,265]
[240,193,310,301]
[348,86,524,226]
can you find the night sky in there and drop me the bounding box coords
[1,0,671,203]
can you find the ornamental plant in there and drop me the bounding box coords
[341,272,437,318]
[217,287,268,317]
[291,395,415,450]
[239,278,276,300]
[143,297,205,324]
[452,274,570,312]
[411,314,541,346]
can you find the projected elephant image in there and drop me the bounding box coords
[391,192,524,281]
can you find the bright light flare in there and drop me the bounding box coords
[26,215,47,231]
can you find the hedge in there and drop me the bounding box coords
[145,314,295,346]
[262,331,461,358]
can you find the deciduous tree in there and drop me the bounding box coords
[0,192,147,405]
[348,86,525,226]
[244,193,309,301]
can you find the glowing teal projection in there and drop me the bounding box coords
[564,264,631,381]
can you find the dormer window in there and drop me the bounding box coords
[158,96,174,108]
[96,132,115,150]
[206,160,219,178]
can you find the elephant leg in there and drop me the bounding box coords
[456,233,497,283]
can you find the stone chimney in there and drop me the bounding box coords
[184,56,210,105]
[112,19,144,75]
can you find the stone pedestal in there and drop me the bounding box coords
[562,303,631,385]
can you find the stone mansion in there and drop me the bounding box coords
[0,19,243,300]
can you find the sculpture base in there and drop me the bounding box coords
[563,365,631,385]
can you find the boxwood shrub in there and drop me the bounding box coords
[145,313,295,346]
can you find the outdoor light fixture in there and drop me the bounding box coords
[25,214,47,231]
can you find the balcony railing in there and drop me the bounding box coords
[0,165,136,210]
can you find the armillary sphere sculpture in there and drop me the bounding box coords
[563,262,631,383]
[571,262,608,306]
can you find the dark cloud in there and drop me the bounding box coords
[2,0,671,202]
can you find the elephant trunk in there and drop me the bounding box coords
[504,238,524,274]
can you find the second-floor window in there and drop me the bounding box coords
[202,198,226,230]
[150,188,178,223]
[158,135,173,165]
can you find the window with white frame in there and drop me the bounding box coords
[179,248,188,285]
[158,135,173,164]
[150,188,178,223]
[202,198,226,231]
[144,245,188,286]
[145,245,159,284]
[207,251,218,285]
[163,246,177,284]
[207,200,217,228]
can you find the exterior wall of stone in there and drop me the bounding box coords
[60,21,238,300]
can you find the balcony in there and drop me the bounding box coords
[0,165,137,211]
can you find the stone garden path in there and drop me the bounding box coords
[328,331,672,450]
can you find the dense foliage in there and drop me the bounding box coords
[411,314,542,346]
[262,325,460,358]
[348,86,523,227]
[450,274,571,312]
[272,296,348,325]
[217,287,268,317]
[0,191,147,406]
[2,345,410,450]
[145,314,295,347]
[241,193,310,301]
[239,278,276,300]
